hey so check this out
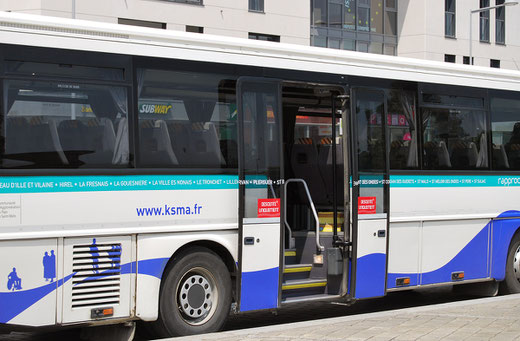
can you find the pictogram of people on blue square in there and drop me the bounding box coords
[43,250,56,282]
[7,267,22,291]
[90,238,99,273]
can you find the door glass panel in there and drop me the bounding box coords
[355,89,386,214]
[240,83,281,219]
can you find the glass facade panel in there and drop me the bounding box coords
[344,0,356,30]
[343,38,356,50]
[385,11,396,35]
[312,0,328,26]
[370,0,384,34]
[369,42,383,54]
[329,2,343,28]
[358,6,370,32]
[329,38,341,49]
[311,0,398,53]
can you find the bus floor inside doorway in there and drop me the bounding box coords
[281,82,346,303]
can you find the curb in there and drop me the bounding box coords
[161,293,520,340]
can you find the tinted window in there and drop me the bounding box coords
[356,90,385,171]
[491,96,520,170]
[2,80,129,169]
[421,108,488,170]
[388,90,418,169]
[6,61,124,81]
[136,68,237,169]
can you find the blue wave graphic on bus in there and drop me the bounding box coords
[0,274,73,323]
[387,212,520,288]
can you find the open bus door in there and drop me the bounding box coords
[350,88,390,299]
[236,78,284,311]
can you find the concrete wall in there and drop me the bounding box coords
[398,0,520,70]
[0,0,310,45]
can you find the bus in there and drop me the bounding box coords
[0,11,520,339]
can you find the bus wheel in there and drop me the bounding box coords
[157,247,232,336]
[500,233,520,294]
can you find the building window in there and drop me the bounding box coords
[463,56,474,64]
[249,32,280,42]
[311,0,398,52]
[186,25,203,33]
[249,0,264,12]
[480,0,490,42]
[496,0,505,44]
[491,59,501,68]
[161,0,203,4]
[445,0,456,37]
[344,0,356,30]
[312,0,328,26]
[118,18,166,29]
[445,54,456,63]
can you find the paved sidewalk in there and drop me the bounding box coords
[169,294,520,341]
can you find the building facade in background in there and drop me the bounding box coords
[0,0,519,69]
[398,0,520,70]
[310,0,398,56]
[0,0,309,45]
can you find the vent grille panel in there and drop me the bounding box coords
[72,243,122,309]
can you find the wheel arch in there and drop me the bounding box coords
[135,232,238,322]
[491,218,520,281]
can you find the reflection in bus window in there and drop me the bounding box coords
[388,90,418,169]
[422,108,488,170]
[2,80,129,169]
[136,68,237,169]
[491,97,520,170]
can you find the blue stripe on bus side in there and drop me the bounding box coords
[386,213,520,289]
[240,267,279,312]
[0,175,239,194]
[0,258,169,324]
[0,273,74,323]
[355,253,386,299]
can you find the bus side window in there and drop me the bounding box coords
[420,93,488,170]
[136,68,237,169]
[388,90,418,170]
[1,80,130,169]
[491,96,520,170]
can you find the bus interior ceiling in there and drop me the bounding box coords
[281,82,345,301]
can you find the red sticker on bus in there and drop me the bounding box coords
[358,197,376,214]
[258,199,281,218]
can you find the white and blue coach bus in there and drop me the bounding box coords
[1,11,520,338]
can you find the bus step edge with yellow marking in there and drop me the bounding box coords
[284,264,312,274]
[282,278,327,290]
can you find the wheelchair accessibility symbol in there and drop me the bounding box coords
[7,267,22,291]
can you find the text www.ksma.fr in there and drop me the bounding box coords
[136,204,202,217]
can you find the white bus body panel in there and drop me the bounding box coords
[136,230,238,321]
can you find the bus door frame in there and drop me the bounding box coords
[236,77,284,312]
[349,87,390,299]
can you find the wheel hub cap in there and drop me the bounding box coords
[514,245,520,283]
[179,275,212,319]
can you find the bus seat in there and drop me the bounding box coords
[5,116,30,155]
[467,142,479,168]
[493,144,510,169]
[438,141,452,168]
[139,119,178,166]
[166,121,192,166]
[30,116,68,166]
[185,122,226,167]
[112,118,129,165]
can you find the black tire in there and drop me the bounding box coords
[500,232,520,294]
[151,247,232,337]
